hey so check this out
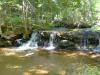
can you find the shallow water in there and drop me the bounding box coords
[0,50,100,75]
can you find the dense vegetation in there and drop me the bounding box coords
[0,0,99,36]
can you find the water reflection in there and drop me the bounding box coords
[0,51,100,75]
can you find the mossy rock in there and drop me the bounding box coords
[58,40,76,49]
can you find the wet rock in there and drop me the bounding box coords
[0,35,12,47]
[0,33,27,47]
[58,40,76,50]
[7,33,26,47]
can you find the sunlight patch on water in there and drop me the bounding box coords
[0,50,100,75]
[6,65,22,69]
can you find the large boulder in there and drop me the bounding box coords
[0,35,11,47]
[58,40,76,50]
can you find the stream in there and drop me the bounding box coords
[0,50,100,75]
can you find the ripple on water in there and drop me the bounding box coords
[0,49,100,75]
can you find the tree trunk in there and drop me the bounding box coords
[0,25,2,35]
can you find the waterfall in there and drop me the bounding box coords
[16,32,38,51]
[44,32,57,50]
[14,31,59,52]
[80,30,100,52]
[80,30,89,50]
[80,37,88,50]
[93,34,100,52]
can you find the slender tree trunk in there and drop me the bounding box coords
[22,0,28,33]
[0,11,3,35]
[0,25,2,35]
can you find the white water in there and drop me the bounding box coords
[80,38,89,50]
[80,30,100,52]
[15,31,57,52]
[15,32,38,52]
[44,32,57,50]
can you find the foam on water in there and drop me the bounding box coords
[44,32,57,50]
[15,32,38,52]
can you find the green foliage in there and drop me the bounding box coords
[5,16,22,25]
[0,0,99,34]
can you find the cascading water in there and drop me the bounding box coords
[44,32,57,50]
[92,34,100,52]
[80,37,88,50]
[80,30,89,50]
[16,32,38,52]
[80,30,100,52]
